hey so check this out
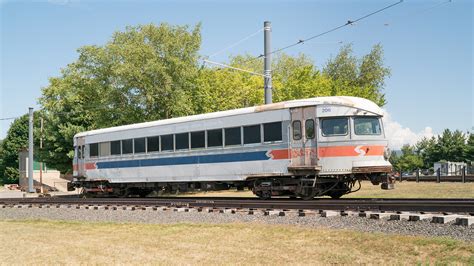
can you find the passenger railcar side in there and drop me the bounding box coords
[70,96,393,199]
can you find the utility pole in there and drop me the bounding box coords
[39,117,43,193]
[264,21,272,104]
[28,107,34,193]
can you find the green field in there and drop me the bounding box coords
[0,220,472,265]
[180,181,474,199]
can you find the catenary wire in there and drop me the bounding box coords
[240,0,404,65]
[206,28,263,59]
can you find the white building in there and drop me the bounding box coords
[433,161,467,176]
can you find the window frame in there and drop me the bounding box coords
[243,124,261,145]
[353,116,382,136]
[305,119,315,139]
[225,126,242,146]
[191,131,206,149]
[134,137,146,154]
[175,132,190,150]
[161,134,174,152]
[263,121,283,143]
[147,136,160,153]
[292,120,302,140]
[207,128,223,148]
[89,143,99,158]
[320,117,349,137]
[121,139,134,155]
[110,140,121,156]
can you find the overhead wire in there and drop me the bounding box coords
[206,28,264,59]
[0,116,21,121]
[240,0,404,65]
[382,0,452,27]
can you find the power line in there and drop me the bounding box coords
[383,0,451,26]
[0,116,21,121]
[206,28,263,59]
[241,0,404,65]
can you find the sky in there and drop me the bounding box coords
[1,0,472,149]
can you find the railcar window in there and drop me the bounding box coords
[122,139,133,154]
[225,127,241,146]
[207,129,223,147]
[99,142,110,157]
[191,131,205,149]
[77,146,82,159]
[111,141,121,155]
[89,143,99,157]
[293,121,302,140]
[305,119,315,139]
[161,134,173,151]
[244,125,261,144]
[81,146,85,159]
[175,133,189,150]
[321,117,348,136]
[354,117,381,135]
[147,136,159,152]
[264,122,282,142]
[134,138,146,153]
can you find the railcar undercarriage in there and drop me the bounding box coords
[69,173,394,199]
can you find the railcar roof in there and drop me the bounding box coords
[75,96,383,138]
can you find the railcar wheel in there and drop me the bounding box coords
[299,187,316,200]
[326,182,350,199]
[327,191,345,199]
[300,193,315,200]
[256,190,272,200]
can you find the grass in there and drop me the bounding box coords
[179,181,474,199]
[0,220,472,265]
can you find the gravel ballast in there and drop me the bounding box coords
[0,207,473,242]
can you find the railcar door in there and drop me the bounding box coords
[289,106,318,169]
[76,137,85,177]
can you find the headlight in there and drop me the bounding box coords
[383,147,391,160]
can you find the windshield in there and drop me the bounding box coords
[354,117,381,135]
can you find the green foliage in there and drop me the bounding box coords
[0,114,44,183]
[0,115,29,183]
[391,145,424,172]
[39,23,202,174]
[466,134,474,162]
[392,130,472,171]
[416,129,470,168]
[323,44,390,106]
[38,23,392,174]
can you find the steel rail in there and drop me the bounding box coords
[1,197,473,213]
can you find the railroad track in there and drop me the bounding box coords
[1,197,473,214]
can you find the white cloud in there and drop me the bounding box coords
[382,110,435,150]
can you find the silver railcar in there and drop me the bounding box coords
[71,96,393,199]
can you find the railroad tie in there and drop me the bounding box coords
[321,210,339,217]
[408,214,433,221]
[455,217,474,226]
[369,212,392,220]
[432,214,463,224]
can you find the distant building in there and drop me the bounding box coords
[433,161,467,176]
[18,149,65,192]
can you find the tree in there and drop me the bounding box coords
[323,44,390,106]
[466,133,474,162]
[392,145,423,172]
[39,23,202,174]
[38,24,393,175]
[0,115,42,183]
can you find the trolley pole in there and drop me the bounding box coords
[264,21,272,104]
[28,107,34,193]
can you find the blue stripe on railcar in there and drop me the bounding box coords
[96,150,270,169]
